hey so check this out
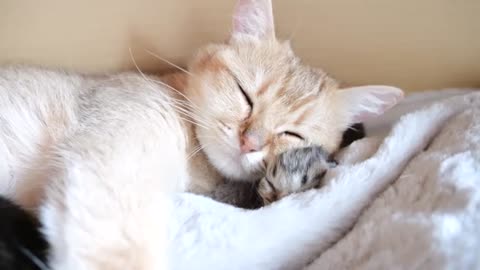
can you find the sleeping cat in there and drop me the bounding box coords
[0,0,404,269]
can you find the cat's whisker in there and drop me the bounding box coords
[187,143,212,161]
[176,106,212,128]
[19,246,51,270]
[137,71,209,129]
[144,49,195,77]
[146,76,203,112]
[147,79,214,128]
[176,114,210,130]
[129,48,174,105]
[129,49,214,130]
[172,107,212,130]
[187,144,206,159]
[170,101,212,127]
[196,134,220,139]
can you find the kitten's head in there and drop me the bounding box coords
[185,0,403,180]
[257,146,337,204]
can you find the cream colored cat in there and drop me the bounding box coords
[0,0,407,269]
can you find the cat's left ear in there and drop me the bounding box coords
[231,0,275,40]
[337,85,404,123]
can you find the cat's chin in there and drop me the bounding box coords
[205,148,264,181]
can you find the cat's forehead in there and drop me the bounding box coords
[224,43,332,98]
[230,38,295,69]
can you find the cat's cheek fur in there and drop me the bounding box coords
[195,127,242,179]
[198,136,264,181]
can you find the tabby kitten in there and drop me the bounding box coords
[257,146,337,204]
[212,146,336,208]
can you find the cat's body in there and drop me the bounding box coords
[0,67,222,210]
[0,0,408,269]
[0,67,223,268]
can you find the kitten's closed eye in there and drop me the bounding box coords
[313,171,327,188]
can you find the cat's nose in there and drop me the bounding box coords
[240,133,261,153]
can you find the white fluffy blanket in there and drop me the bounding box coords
[306,89,480,270]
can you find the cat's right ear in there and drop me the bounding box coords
[336,85,404,123]
[231,0,275,41]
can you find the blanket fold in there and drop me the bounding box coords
[306,92,480,270]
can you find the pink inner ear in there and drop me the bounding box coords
[232,0,274,39]
[348,86,404,123]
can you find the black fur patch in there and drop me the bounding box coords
[0,197,48,270]
[340,123,366,148]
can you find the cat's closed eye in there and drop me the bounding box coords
[236,80,253,110]
[279,131,304,140]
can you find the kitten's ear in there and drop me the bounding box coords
[337,85,404,123]
[327,158,338,168]
[231,0,275,40]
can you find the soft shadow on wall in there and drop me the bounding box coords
[0,0,479,91]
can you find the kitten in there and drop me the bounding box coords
[0,0,404,268]
[212,146,336,208]
[257,146,337,204]
[0,197,48,270]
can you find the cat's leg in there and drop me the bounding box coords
[169,93,479,270]
[40,80,188,270]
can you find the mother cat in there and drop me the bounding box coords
[0,0,406,269]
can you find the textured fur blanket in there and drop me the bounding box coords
[306,90,480,270]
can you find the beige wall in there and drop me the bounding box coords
[1,0,479,91]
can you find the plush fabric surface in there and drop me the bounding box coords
[305,89,480,270]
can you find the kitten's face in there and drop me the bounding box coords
[257,146,337,204]
[185,0,403,180]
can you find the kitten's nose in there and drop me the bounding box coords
[240,133,261,153]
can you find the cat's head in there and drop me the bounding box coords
[185,0,403,180]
